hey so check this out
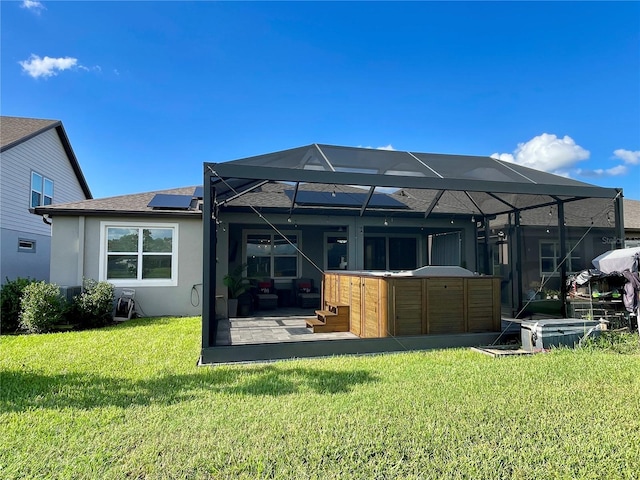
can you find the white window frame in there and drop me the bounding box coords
[99,221,179,286]
[539,241,581,277]
[18,238,36,253]
[30,171,53,208]
[243,229,301,279]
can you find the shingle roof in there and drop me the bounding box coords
[0,116,60,150]
[36,186,201,217]
[35,181,640,231]
[625,198,640,230]
[1,116,93,199]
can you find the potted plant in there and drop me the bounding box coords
[223,264,251,317]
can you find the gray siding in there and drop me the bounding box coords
[0,228,51,281]
[50,215,203,317]
[1,128,88,235]
[1,128,88,283]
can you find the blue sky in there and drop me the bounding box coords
[2,1,639,199]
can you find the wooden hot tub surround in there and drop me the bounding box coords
[322,271,501,338]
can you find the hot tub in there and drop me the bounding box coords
[323,268,501,338]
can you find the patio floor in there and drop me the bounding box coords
[203,307,528,364]
[214,307,359,346]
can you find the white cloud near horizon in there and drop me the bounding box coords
[576,148,639,177]
[358,144,395,151]
[613,149,640,165]
[491,133,590,176]
[19,54,78,78]
[21,0,45,13]
[377,144,395,151]
[577,165,629,177]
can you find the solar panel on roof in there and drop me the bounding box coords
[284,190,407,209]
[193,186,204,199]
[147,194,193,210]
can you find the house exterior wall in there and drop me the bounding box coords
[0,128,88,282]
[49,215,203,317]
[0,228,51,281]
[519,225,616,294]
[221,211,477,297]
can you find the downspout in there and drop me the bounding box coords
[77,216,85,285]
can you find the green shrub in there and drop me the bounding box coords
[19,281,66,333]
[1,277,36,334]
[72,279,115,328]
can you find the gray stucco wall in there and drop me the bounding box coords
[221,212,478,293]
[49,215,203,317]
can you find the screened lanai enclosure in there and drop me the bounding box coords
[200,144,625,364]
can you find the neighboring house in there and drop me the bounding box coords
[487,197,637,308]
[0,116,92,283]
[624,198,640,248]
[35,187,203,317]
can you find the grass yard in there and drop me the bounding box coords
[1,316,640,479]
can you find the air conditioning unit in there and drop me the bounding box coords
[59,285,82,303]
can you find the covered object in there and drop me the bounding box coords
[592,246,640,274]
[567,247,640,329]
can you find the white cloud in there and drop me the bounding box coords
[358,144,396,151]
[613,149,640,165]
[491,133,590,175]
[19,54,78,78]
[21,0,45,13]
[577,165,628,177]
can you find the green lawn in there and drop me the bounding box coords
[1,316,639,479]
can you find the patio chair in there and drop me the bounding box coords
[294,278,321,309]
[253,279,278,310]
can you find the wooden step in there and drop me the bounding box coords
[306,318,325,328]
[315,309,337,317]
[311,319,349,333]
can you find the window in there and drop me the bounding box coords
[100,222,178,285]
[18,239,36,253]
[539,241,581,276]
[245,232,299,278]
[31,172,53,208]
[364,235,418,271]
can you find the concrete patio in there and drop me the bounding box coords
[215,307,358,346]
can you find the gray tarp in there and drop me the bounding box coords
[591,247,640,274]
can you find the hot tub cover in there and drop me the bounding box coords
[395,266,476,277]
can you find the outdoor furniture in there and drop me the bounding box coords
[254,279,278,310]
[294,278,321,309]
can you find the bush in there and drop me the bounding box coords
[0,277,36,334]
[19,281,66,333]
[72,279,115,328]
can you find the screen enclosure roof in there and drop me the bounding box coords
[205,144,622,218]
